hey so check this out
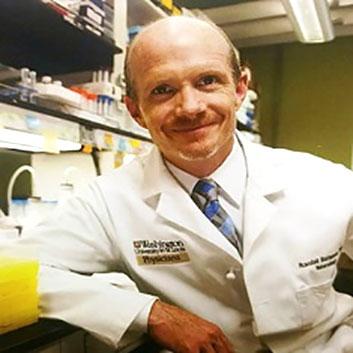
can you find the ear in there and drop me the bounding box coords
[235,68,250,105]
[124,95,147,128]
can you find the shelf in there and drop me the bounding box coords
[0,97,152,144]
[128,0,168,27]
[0,0,122,75]
[0,100,80,144]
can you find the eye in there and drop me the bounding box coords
[151,84,174,96]
[198,75,219,87]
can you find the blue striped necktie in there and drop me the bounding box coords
[191,179,242,255]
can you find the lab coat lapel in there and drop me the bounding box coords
[243,180,276,257]
[157,186,241,261]
[239,135,286,257]
[141,147,242,262]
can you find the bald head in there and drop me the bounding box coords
[124,16,241,100]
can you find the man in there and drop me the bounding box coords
[21,16,353,353]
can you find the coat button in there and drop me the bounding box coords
[225,269,237,280]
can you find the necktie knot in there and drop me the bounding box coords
[192,179,218,202]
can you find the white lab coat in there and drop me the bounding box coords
[20,135,353,353]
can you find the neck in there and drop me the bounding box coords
[164,139,234,178]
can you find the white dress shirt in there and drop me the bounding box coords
[167,135,247,235]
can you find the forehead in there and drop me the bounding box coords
[129,20,231,83]
[138,41,228,73]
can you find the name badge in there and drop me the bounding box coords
[133,239,190,266]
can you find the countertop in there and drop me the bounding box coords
[0,319,79,353]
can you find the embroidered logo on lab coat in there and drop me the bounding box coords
[133,240,190,265]
[297,247,342,270]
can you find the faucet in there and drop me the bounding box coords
[6,165,36,216]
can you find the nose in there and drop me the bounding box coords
[175,86,206,118]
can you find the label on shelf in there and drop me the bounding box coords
[43,131,60,154]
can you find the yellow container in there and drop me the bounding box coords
[0,256,39,334]
[161,0,173,10]
[172,6,182,16]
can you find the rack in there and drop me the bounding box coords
[0,0,162,152]
[0,0,122,75]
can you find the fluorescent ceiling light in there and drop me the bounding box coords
[0,128,81,152]
[281,0,335,43]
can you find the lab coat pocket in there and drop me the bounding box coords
[296,279,332,328]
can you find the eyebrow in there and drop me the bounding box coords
[144,66,230,89]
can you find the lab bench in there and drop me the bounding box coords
[0,319,160,353]
[0,319,79,353]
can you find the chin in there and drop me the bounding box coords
[176,145,219,162]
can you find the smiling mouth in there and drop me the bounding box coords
[170,122,216,133]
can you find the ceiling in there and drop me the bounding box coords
[177,0,353,47]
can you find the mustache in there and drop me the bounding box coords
[166,116,215,132]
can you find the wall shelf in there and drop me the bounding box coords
[0,97,152,144]
[0,0,122,75]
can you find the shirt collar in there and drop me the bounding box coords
[165,135,247,208]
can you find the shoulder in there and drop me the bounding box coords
[94,150,150,196]
[244,140,353,193]
[250,141,350,173]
